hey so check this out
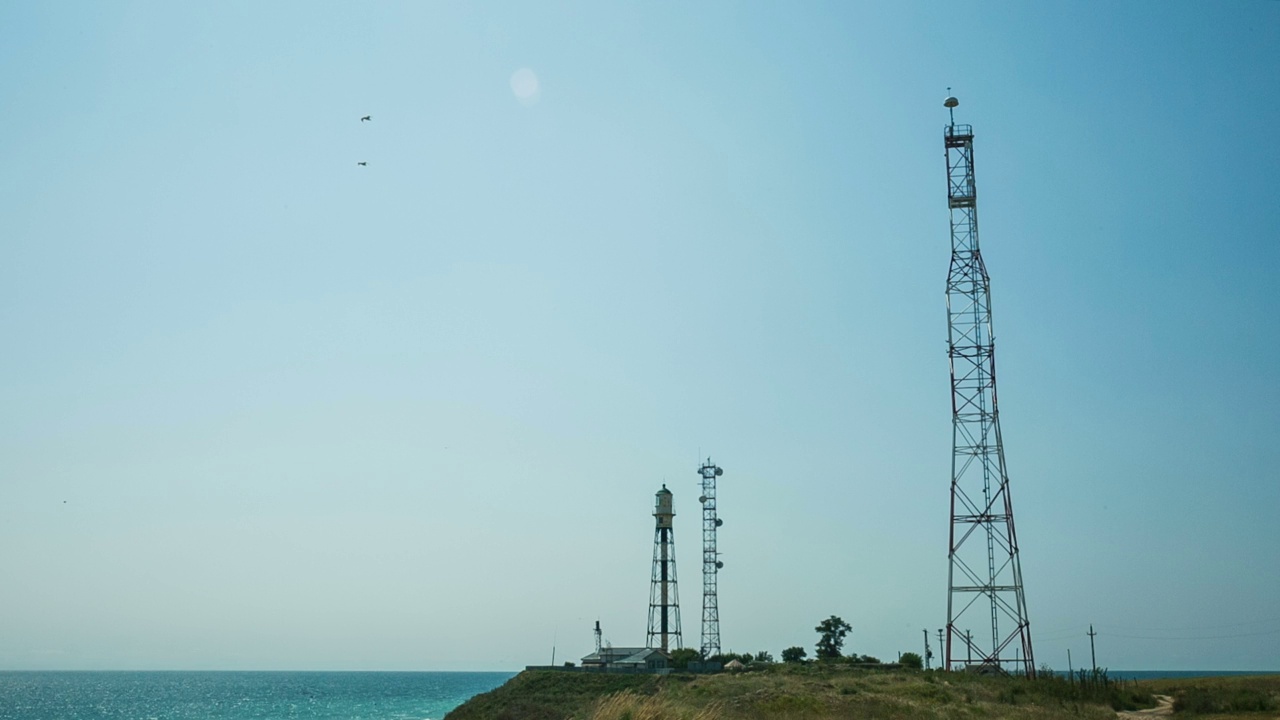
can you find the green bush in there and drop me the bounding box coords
[1174,686,1278,713]
[668,648,701,669]
[992,669,1153,712]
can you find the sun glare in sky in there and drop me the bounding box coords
[510,67,540,104]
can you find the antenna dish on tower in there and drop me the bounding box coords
[696,458,726,657]
[944,96,959,108]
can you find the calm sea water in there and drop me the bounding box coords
[1108,670,1277,681]
[1046,669,1275,681]
[0,672,514,720]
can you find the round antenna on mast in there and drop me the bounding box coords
[944,88,959,126]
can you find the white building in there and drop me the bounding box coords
[579,647,670,671]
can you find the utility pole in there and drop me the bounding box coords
[966,629,973,664]
[1088,625,1098,671]
[1068,648,1073,679]
[923,629,933,670]
[937,629,946,669]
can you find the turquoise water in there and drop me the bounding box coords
[0,671,514,720]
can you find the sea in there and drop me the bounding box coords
[1103,670,1275,681]
[0,671,515,720]
[2,669,1273,719]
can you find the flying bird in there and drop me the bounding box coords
[357,162,368,166]
[360,115,371,122]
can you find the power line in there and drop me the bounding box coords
[1102,627,1280,641]
[1036,631,1095,643]
[1094,617,1280,632]
[1035,617,1280,642]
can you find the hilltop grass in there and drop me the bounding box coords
[445,664,1161,720]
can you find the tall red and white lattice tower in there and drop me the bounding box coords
[942,95,1035,676]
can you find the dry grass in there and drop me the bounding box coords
[586,692,724,720]
[449,667,1280,720]
[1138,674,1280,717]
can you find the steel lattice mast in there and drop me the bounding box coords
[646,485,683,652]
[697,459,724,659]
[942,95,1035,677]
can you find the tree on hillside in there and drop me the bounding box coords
[815,615,852,660]
[781,646,807,663]
[669,648,701,669]
[754,650,774,663]
[900,652,923,670]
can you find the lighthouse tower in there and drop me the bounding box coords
[646,485,683,652]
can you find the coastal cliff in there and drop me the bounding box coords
[443,665,1175,720]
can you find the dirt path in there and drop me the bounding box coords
[1117,694,1174,718]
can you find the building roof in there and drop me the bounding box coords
[581,647,669,665]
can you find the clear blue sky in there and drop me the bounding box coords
[1,1,1277,672]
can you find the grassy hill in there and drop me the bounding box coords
[444,664,1196,720]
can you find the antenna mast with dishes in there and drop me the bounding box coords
[697,458,725,659]
[941,93,1035,676]
[646,485,683,652]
